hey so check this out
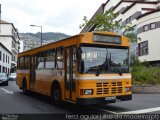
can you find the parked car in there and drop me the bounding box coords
[0,73,8,86]
[8,73,17,81]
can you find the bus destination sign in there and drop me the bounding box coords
[93,34,122,44]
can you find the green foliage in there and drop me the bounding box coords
[79,10,136,43]
[130,53,141,67]
[80,10,121,31]
[132,66,160,85]
[131,56,160,85]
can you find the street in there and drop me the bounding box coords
[0,81,160,118]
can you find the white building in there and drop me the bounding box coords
[0,20,20,72]
[19,34,41,52]
[137,9,160,66]
[19,40,24,53]
[80,0,160,65]
[0,42,12,74]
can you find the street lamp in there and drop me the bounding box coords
[30,25,42,46]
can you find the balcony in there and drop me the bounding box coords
[11,47,18,54]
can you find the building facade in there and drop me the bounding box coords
[137,9,160,66]
[0,20,20,72]
[19,34,41,52]
[0,42,12,74]
[80,0,160,65]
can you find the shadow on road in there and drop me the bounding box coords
[16,91,119,114]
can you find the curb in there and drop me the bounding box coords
[132,85,160,94]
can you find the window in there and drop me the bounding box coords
[72,47,77,91]
[8,56,9,64]
[6,55,7,63]
[126,18,129,24]
[3,67,5,73]
[150,23,156,30]
[0,51,1,61]
[24,57,30,69]
[20,57,24,69]
[56,47,63,69]
[36,52,45,69]
[129,16,132,22]
[143,25,149,31]
[126,16,132,24]
[139,41,148,56]
[3,54,5,62]
[45,49,55,69]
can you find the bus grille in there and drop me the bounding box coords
[96,82,123,95]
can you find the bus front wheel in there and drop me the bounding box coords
[51,85,62,105]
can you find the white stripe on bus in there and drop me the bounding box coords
[76,76,131,80]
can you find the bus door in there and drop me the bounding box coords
[30,55,36,90]
[64,47,77,102]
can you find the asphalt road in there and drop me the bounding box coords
[0,81,160,119]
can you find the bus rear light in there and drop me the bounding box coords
[80,89,84,96]
[125,87,132,92]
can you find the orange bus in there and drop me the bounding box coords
[16,31,132,105]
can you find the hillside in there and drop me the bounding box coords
[22,32,70,41]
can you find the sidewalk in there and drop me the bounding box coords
[132,85,160,94]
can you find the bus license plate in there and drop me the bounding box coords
[105,97,116,101]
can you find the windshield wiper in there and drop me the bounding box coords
[117,66,122,76]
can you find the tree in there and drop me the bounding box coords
[79,9,136,43]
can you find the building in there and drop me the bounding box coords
[80,0,160,65]
[137,9,160,66]
[0,42,12,74]
[0,20,20,72]
[19,33,41,52]
[19,40,24,53]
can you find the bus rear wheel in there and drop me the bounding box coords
[51,85,62,105]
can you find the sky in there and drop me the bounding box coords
[1,0,107,35]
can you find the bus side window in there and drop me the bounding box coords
[20,57,24,69]
[36,52,45,69]
[24,56,30,69]
[56,47,63,69]
[45,49,55,69]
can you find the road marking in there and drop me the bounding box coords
[1,88,13,94]
[91,107,117,114]
[119,107,160,114]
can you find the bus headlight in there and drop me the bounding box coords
[125,87,131,92]
[84,89,93,95]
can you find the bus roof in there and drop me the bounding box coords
[18,31,129,56]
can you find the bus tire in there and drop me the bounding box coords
[51,84,62,105]
[22,79,28,94]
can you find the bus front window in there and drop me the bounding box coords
[78,45,129,74]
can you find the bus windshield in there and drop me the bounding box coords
[78,45,129,74]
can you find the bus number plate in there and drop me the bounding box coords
[105,97,116,101]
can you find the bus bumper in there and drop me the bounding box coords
[77,94,132,105]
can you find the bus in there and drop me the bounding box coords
[16,31,132,105]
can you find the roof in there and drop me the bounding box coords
[136,9,160,20]
[122,1,158,14]
[80,3,106,33]
[0,42,12,55]
[0,20,20,39]
[111,0,158,12]
[0,20,9,24]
